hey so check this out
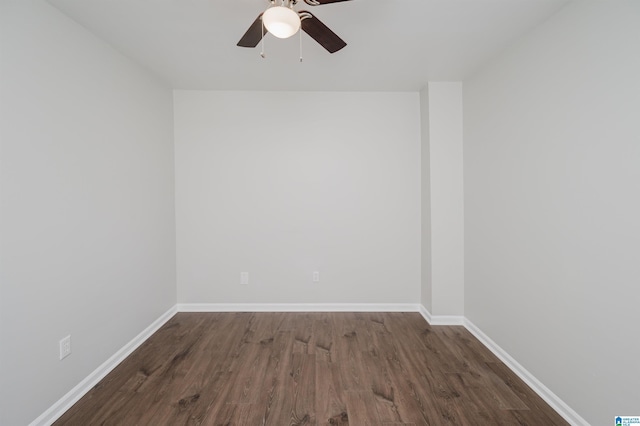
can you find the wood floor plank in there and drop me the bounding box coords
[54,312,569,426]
[291,353,317,424]
[344,391,382,425]
[212,402,262,426]
[331,313,368,392]
[257,331,297,426]
[316,358,348,425]
[173,314,259,425]
[312,315,334,362]
[223,342,272,404]
[292,313,315,354]
[382,315,466,425]
[361,349,403,423]
[381,351,439,424]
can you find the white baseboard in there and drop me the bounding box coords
[418,305,465,325]
[30,305,178,426]
[463,318,589,426]
[419,304,433,323]
[177,303,421,312]
[429,315,465,325]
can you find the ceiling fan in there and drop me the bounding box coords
[237,0,351,54]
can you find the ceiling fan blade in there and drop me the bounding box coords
[304,0,352,5]
[300,11,346,53]
[237,14,265,48]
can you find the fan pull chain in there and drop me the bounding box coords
[299,28,303,62]
[260,18,266,58]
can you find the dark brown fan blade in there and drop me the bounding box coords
[237,14,265,48]
[300,11,346,53]
[304,0,352,5]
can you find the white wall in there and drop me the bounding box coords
[0,1,176,424]
[174,91,421,305]
[421,83,465,316]
[463,2,640,425]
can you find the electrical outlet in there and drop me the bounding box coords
[59,335,71,360]
[240,272,249,285]
[313,271,320,283]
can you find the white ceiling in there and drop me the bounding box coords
[47,0,568,91]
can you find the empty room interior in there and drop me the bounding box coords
[1,0,639,425]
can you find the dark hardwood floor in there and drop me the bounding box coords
[54,312,568,425]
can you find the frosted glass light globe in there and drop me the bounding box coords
[263,6,301,39]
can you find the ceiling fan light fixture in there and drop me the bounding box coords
[262,6,301,39]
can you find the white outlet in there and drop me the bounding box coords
[240,272,249,285]
[59,335,71,360]
[313,271,320,283]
